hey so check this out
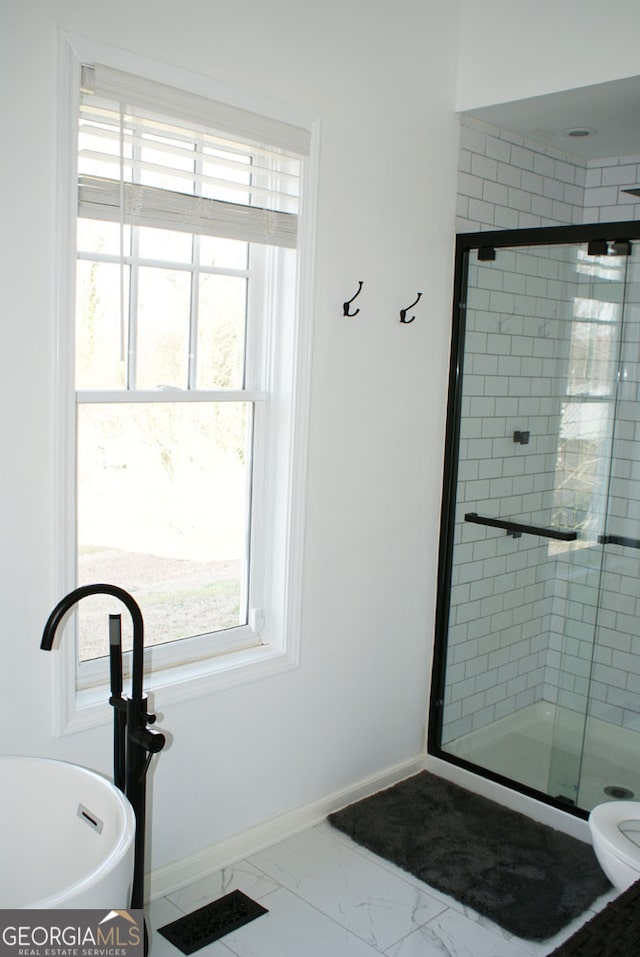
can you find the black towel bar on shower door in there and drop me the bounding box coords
[598,533,640,549]
[464,512,578,541]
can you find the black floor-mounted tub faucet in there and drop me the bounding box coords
[41,583,166,919]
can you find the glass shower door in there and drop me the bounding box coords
[546,244,629,807]
[433,227,640,814]
[573,246,640,811]
[438,239,597,798]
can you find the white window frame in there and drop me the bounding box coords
[52,33,319,735]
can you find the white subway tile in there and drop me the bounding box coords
[468,197,496,224]
[510,144,535,170]
[459,122,488,154]
[554,159,578,184]
[583,185,620,207]
[542,176,564,201]
[563,183,584,207]
[507,186,533,213]
[485,135,512,163]
[456,194,469,219]
[601,204,635,221]
[601,163,639,186]
[471,152,498,181]
[584,165,602,188]
[496,161,522,188]
[482,179,509,206]
[533,152,556,177]
[458,148,472,173]
[521,170,544,195]
[458,170,484,199]
[493,205,520,229]
[531,194,553,219]
[551,200,574,222]
[519,211,546,228]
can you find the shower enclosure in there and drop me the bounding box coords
[430,220,640,817]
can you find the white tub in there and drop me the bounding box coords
[1,755,135,908]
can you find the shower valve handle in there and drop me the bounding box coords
[129,724,166,754]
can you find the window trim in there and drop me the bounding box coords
[51,32,319,735]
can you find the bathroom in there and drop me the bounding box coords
[3,0,640,953]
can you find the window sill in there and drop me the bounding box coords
[61,641,299,736]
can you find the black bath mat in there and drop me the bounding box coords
[158,890,268,953]
[329,771,611,941]
[549,877,640,956]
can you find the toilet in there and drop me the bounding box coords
[589,800,640,890]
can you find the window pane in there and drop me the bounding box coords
[77,219,131,257]
[200,236,248,271]
[76,402,251,660]
[197,275,247,389]
[76,260,129,389]
[138,226,193,263]
[136,267,191,389]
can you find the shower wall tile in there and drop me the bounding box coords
[456,117,585,233]
[582,153,640,223]
[599,205,637,222]
[443,120,640,746]
[601,163,640,186]
[582,186,619,208]
[445,251,569,740]
[584,166,602,189]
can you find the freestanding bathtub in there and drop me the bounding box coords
[1,755,135,908]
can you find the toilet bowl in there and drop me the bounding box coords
[589,800,640,890]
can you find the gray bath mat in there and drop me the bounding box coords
[329,771,610,941]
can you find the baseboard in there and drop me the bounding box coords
[147,754,425,901]
[426,754,591,843]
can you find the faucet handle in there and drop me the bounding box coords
[144,728,165,753]
[130,725,166,754]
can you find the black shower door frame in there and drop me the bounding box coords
[429,219,640,820]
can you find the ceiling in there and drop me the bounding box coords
[464,74,640,161]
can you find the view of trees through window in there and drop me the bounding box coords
[75,220,252,661]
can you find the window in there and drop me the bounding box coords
[61,54,315,707]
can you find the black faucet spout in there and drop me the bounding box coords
[41,582,145,699]
[41,582,165,923]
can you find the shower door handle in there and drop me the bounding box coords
[598,533,640,549]
[464,512,578,541]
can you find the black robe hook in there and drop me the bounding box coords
[400,292,422,324]
[343,281,364,317]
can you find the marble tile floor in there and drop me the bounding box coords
[147,820,618,957]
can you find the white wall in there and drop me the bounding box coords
[457,0,640,111]
[0,0,460,878]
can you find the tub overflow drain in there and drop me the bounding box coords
[77,803,104,834]
[604,785,634,800]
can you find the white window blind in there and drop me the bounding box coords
[78,64,309,249]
